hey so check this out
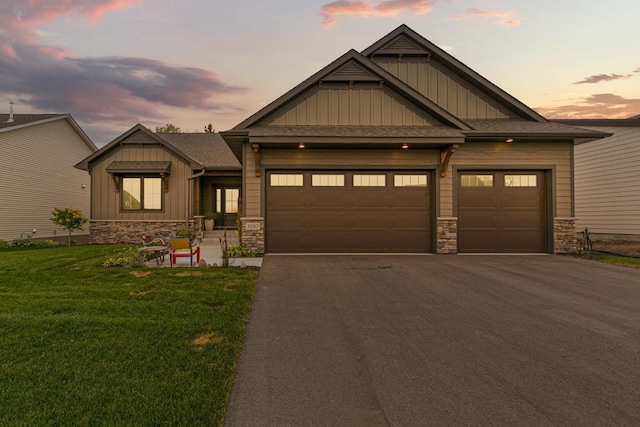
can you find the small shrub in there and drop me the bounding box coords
[103,247,146,268]
[227,245,256,258]
[51,207,88,246]
[0,240,10,249]
[175,227,196,241]
[11,239,66,248]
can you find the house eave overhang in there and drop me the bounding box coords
[462,132,609,143]
[249,136,464,147]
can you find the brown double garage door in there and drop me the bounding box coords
[265,170,547,253]
[266,171,432,253]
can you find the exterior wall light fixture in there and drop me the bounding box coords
[506,138,514,143]
[401,143,409,149]
[298,143,305,149]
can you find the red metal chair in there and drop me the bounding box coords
[169,238,200,266]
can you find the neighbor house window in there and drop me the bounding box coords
[270,174,303,186]
[122,177,162,210]
[394,174,428,187]
[353,174,386,187]
[460,174,494,187]
[312,174,345,186]
[504,174,537,187]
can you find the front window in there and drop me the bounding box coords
[122,177,162,211]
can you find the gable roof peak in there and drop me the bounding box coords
[362,24,547,123]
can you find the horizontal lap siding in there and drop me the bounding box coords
[91,135,192,221]
[442,142,572,217]
[574,126,640,234]
[0,120,95,241]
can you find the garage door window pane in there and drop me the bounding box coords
[271,174,303,186]
[353,174,386,187]
[394,175,428,187]
[504,175,537,187]
[461,174,493,187]
[312,174,345,186]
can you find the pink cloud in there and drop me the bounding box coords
[2,0,142,29]
[574,74,632,84]
[450,8,522,27]
[0,0,246,144]
[320,0,437,28]
[536,94,640,119]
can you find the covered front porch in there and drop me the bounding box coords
[195,174,242,229]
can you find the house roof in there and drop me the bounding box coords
[0,114,61,129]
[0,113,96,151]
[464,119,610,139]
[227,24,609,145]
[106,161,172,174]
[157,133,241,170]
[231,49,472,131]
[75,124,240,171]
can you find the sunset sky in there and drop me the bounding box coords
[1,0,639,145]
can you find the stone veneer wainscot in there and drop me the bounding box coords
[89,220,199,244]
[554,217,577,254]
[437,217,458,254]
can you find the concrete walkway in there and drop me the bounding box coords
[144,230,262,268]
[225,255,640,426]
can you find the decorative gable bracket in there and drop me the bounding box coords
[440,144,459,177]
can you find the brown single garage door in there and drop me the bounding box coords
[266,171,431,253]
[457,171,546,253]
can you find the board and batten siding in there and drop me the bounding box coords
[265,88,437,126]
[90,140,193,221]
[375,60,515,120]
[443,142,572,217]
[574,126,640,235]
[0,119,95,241]
[243,148,439,217]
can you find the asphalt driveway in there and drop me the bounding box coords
[225,255,640,426]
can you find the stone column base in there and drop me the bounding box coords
[240,217,264,254]
[554,217,577,254]
[437,217,458,254]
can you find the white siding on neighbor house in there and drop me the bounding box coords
[0,119,95,241]
[574,126,640,235]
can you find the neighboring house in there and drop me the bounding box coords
[0,113,97,242]
[222,24,607,254]
[554,116,640,238]
[75,125,242,244]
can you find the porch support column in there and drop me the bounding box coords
[193,176,201,216]
[252,144,261,177]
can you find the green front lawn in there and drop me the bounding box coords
[0,245,257,426]
[595,254,640,269]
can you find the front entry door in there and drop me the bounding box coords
[215,187,240,228]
